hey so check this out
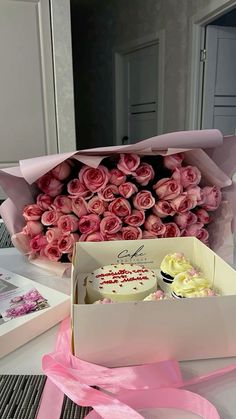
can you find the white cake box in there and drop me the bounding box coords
[0,269,70,358]
[71,237,236,367]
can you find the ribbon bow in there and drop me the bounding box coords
[37,318,236,419]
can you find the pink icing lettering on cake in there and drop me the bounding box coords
[86,263,157,303]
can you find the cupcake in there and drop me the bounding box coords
[143,290,167,301]
[160,252,193,284]
[170,269,213,299]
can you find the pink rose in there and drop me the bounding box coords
[133,163,154,186]
[183,223,209,244]
[23,221,44,237]
[67,179,93,199]
[58,233,79,253]
[79,165,109,192]
[152,201,175,218]
[124,210,145,227]
[174,211,198,229]
[109,168,126,186]
[195,208,210,224]
[46,227,62,243]
[118,182,138,199]
[80,232,104,242]
[6,301,37,318]
[44,243,62,261]
[133,190,155,210]
[187,211,198,225]
[153,178,182,200]
[100,215,122,235]
[108,198,131,217]
[41,210,62,226]
[71,196,88,217]
[142,230,157,239]
[23,204,43,221]
[23,289,44,302]
[98,184,119,201]
[29,234,47,253]
[171,193,196,213]
[198,228,209,245]
[51,160,71,180]
[58,214,80,233]
[144,215,166,236]
[53,195,72,214]
[201,186,221,211]
[163,153,184,170]
[121,226,142,240]
[78,214,100,234]
[117,153,140,175]
[87,196,107,215]
[182,222,203,237]
[103,211,113,217]
[186,186,205,206]
[36,194,53,210]
[163,222,181,238]
[37,174,63,197]
[105,232,122,241]
[172,166,201,188]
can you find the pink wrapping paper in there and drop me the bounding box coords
[0,129,235,273]
[206,135,236,231]
[37,317,236,419]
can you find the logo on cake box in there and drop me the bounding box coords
[116,244,154,264]
[71,237,236,367]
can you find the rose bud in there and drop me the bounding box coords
[37,174,63,197]
[163,153,184,171]
[153,178,182,200]
[117,153,140,175]
[51,160,72,180]
[133,163,154,186]
[79,165,109,192]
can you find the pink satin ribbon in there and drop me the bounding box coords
[37,318,236,419]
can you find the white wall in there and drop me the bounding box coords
[72,0,217,148]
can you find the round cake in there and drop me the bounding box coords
[86,263,157,303]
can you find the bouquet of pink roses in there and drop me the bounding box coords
[1,129,235,271]
[20,152,221,263]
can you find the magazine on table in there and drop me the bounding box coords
[0,267,70,358]
[0,272,49,324]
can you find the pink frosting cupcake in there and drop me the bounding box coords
[143,290,167,301]
[93,298,114,304]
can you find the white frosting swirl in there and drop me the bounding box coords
[160,253,192,277]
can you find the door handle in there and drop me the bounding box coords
[122,136,129,145]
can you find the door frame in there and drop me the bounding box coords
[113,31,165,145]
[50,0,76,152]
[186,0,236,130]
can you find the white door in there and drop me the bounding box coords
[116,43,158,145]
[0,0,58,174]
[201,25,236,135]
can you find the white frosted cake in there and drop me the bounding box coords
[86,263,157,303]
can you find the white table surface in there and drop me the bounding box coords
[1,248,236,418]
